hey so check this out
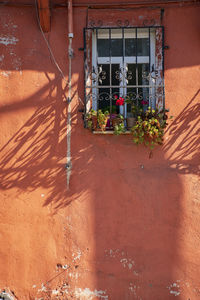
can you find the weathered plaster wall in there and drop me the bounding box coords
[0,3,199,299]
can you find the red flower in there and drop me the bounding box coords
[141,100,148,105]
[116,97,125,106]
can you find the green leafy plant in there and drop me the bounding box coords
[102,105,117,114]
[125,95,144,118]
[97,109,109,130]
[86,109,97,130]
[113,114,125,135]
[131,107,169,149]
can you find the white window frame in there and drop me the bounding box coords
[92,28,156,116]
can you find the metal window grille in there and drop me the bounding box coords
[84,26,165,125]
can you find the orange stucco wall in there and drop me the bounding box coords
[0,3,199,299]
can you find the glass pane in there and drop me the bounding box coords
[127,64,136,86]
[124,28,136,38]
[112,64,120,113]
[97,29,109,39]
[97,38,123,57]
[98,88,110,111]
[97,39,110,57]
[138,63,149,85]
[137,38,149,56]
[138,63,149,107]
[112,64,120,86]
[111,39,123,56]
[111,28,122,39]
[126,64,136,113]
[97,64,120,113]
[125,39,136,56]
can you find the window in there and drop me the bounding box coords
[84,27,164,125]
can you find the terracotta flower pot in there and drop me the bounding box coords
[112,116,124,128]
[126,117,136,129]
[98,117,109,131]
[92,115,98,130]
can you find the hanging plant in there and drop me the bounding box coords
[131,107,169,149]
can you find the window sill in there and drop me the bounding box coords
[93,130,131,135]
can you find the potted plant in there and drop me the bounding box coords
[125,95,136,129]
[113,114,125,135]
[111,95,125,129]
[131,107,168,149]
[125,95,149,129]
[86,109,98,131]
[97,109,109,131]
[102,105,117,129]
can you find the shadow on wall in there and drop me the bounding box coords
[90,89,200,299]
[0,5,200,299]
[0,77,199,298]
[0,74,78,209]
[0,89,199,207]
[163,89,200,175]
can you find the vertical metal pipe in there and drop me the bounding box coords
[162,26,165,110]
[83,28,87,125]
[148,27,151,108]
[135,28,138,107]
[96,29,99,111]
[109,28,112,114]
[122,28,125,117]
[66,0,73,189]
[68,0,73,37]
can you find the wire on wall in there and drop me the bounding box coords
[34,0,68,86]
[35,0,73,190]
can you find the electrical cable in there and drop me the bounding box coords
[34,0,68,86]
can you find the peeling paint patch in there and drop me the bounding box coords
[1,71,11,77]
[9,56,22,71]
[72,249,82,261]
[105,249,138,276]
[170,290,181,296]
[0,289,17,300]
[167,282,181,297]
[0,55,4,62]
[0,36,19,46]
[120,258,135,269]
[74,288,108,299]
[129,283,141,299]
[37,283,47,293]
[68,271,80,280]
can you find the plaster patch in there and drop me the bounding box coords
[1,71,11,77]
[170,290,180,296]
[12,57,22,70]
[167,282,181,297]
[0,36,19,46]
[129,283,141,299]
[0,55,4,62]
[120,257,135,269]
[68,272,80,280]
[51,289,59,295]
[72,249,82,261]
[105,249,138,275]
[74,288,108,299]
[38,283,47,292]
[0,290,16,300]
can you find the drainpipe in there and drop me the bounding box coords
[66,0,73,189]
